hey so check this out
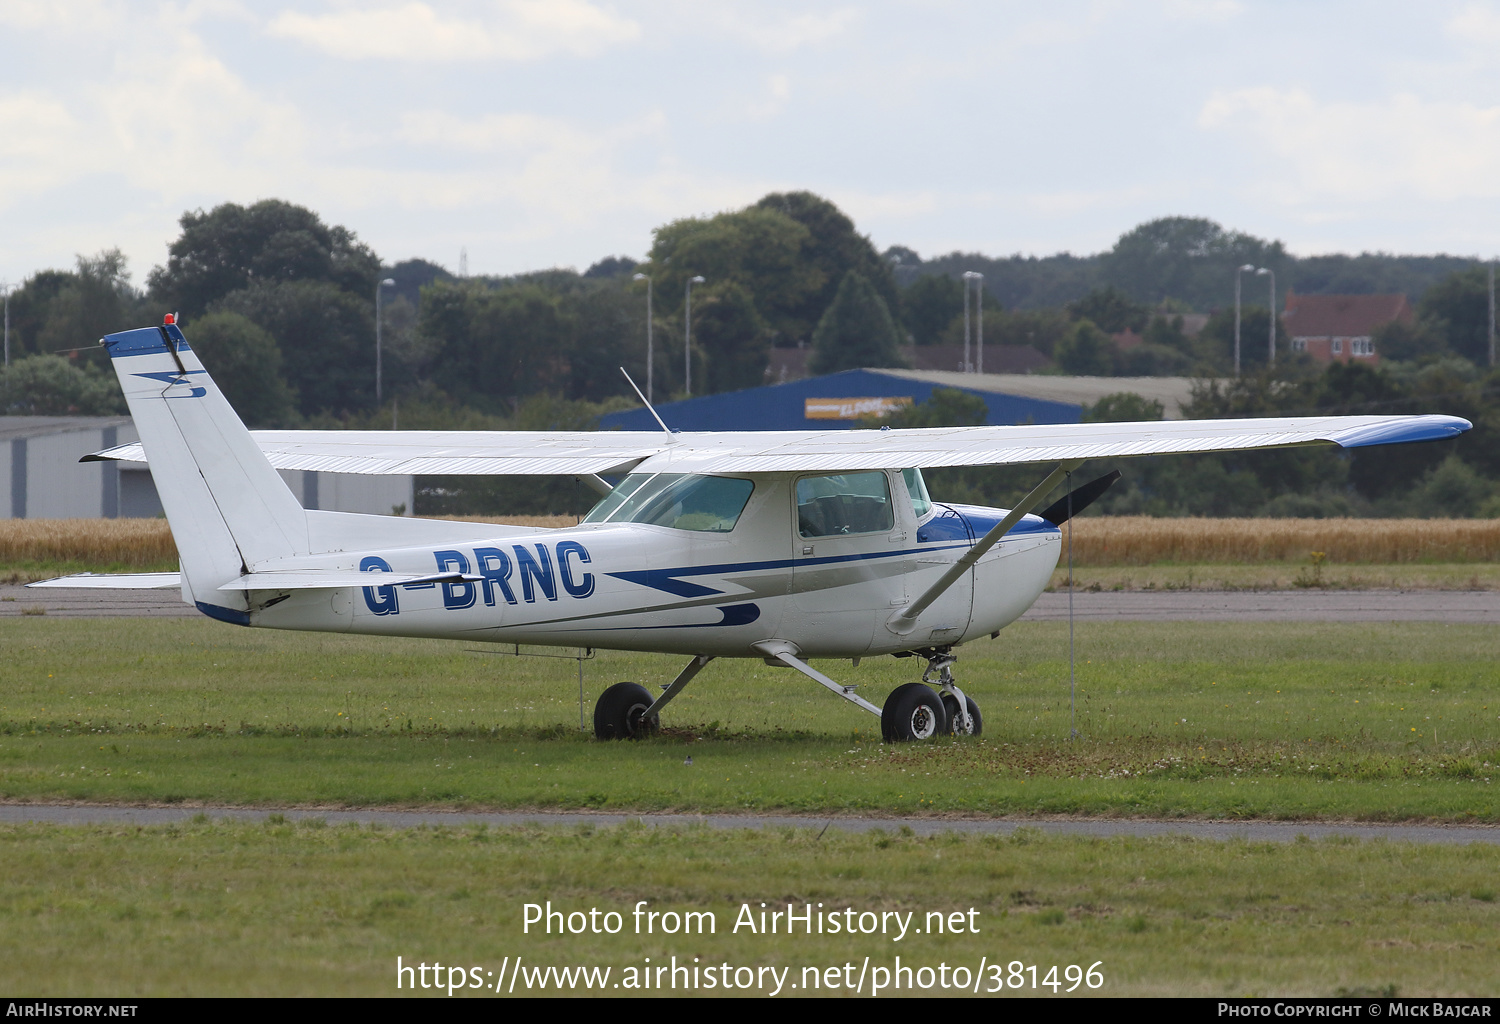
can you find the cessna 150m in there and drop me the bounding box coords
[35,318,1471,742]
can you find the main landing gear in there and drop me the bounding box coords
[594,655,714,740]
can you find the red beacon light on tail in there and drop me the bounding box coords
[163,313,176,326]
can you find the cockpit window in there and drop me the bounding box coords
[582,474,754,533]
[902,468,932,518]
[796,471,894,537]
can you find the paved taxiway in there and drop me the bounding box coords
[0,804,1495,845]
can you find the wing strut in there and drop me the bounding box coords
[888,460,1083,636]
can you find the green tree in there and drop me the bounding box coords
[753,191,899,340]
[6,251,146,358]
[1195,305,1287,373]
[900,273,965,345]
[185,311,296,426]
[870,387,988,428]
[646,206,816,343]
[149,200,381,318]
[564,282,650,403]
[1372,317,1448,362]
[1417,267,1492,365]
[1054,320,1113,375]
[1082,392,1164,422]
[1,354,125,415]
[1066,286,1147,333]
[212,280,375,416]
[1099,217,1288,309]
[420,281,572,413]
[807,271,907,374]
[693,282,771,393]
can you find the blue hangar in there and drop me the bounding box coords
[600,368,1200,432]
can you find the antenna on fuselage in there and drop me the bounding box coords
[619,366,675,441]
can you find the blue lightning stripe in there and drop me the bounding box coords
[604,528,1061,598]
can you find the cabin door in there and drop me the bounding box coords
[786,470,907,655]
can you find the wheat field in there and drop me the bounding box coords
[1061,516,1500,564]
[2,515,1498,568]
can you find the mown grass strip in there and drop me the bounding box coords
[1,619,1496,820]
[0,820,1494,997]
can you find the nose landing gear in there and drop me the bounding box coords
[922,648,982,737]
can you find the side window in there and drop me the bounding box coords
[796,472,894,538]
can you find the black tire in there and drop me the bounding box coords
[594,681,657,740]
[942,693,983,737]
[881,683,948,743]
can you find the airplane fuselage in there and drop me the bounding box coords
[234,472,1061,659]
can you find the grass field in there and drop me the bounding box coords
[1,618,1496,821]
[0,820,1495,997]
[3,617,1498,997]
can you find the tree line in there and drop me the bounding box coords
[2,196,1497,516]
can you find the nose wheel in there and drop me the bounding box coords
[924,649,982,737]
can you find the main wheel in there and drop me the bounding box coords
[881,683,948,743]
[942,693,983,737]
[594,681,657,740]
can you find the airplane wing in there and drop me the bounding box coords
[85,414,1469,476]
[85,430,671,477]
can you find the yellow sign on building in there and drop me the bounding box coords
[804,396,914,420]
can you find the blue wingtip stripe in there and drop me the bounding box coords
[1333,416,1472,449]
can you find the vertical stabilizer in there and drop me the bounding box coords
[101,320,308,609]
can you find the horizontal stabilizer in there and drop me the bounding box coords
[216,569,483,591]
[27,572,182,590]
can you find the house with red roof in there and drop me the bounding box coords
[1281,291,1413,365]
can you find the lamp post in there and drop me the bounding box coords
[972,271,986,373]
[1489,260,1495,368]
[375,277,395,404]
[962,271,982,372]
[633,273,654,403]
[1256,267,1276,369]
[0,281,9,370]
[684,275,705,397]
[1234,264,1256,377]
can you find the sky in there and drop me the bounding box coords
[4,0,1500,288]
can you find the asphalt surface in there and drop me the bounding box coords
[1019,588,1500,623]
[0,803,1495,845]
[5,584,1499,622]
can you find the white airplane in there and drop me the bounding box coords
[35,317,1471,742]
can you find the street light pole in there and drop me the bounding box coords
[1234,264,1255,377]
[375,277,396,404]
[1256,267,1276,369]
[684,275,705,397]
[973,272,985,374]
[962,271,981,372]
[1489,260,1495,368]
[0,281,9,370]
[633,273,654,403]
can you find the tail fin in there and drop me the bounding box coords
[101,319,308,608]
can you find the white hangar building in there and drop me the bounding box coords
[1,416,413,520]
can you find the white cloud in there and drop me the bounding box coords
[1445,2,1500,44]
[1199,87,1500,204]
[678,4,859,54]
[267,0,640,61]
[1161,0,1242,22]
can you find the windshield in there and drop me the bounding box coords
[902,468,932,518]
[582,474,755,533]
